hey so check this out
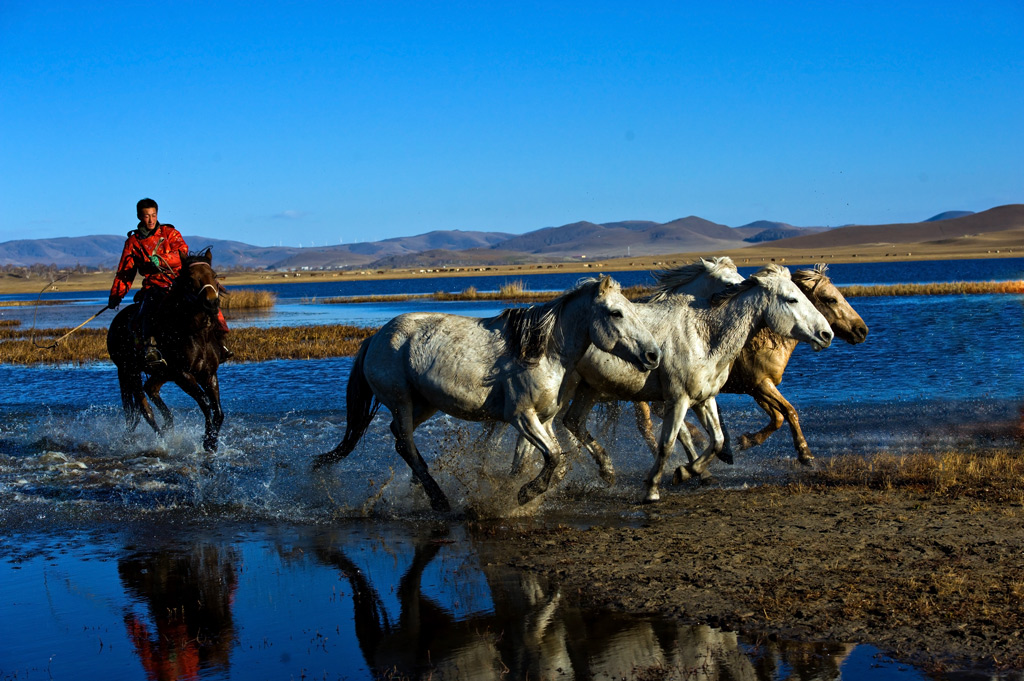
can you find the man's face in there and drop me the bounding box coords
[138,207,158,232]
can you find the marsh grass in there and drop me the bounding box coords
[220,289,276,310]
[309,280,1023,305]
[798,449,1024,503]
[0,299,73,307]
[315,282,653,305]
[0,320,20,327]
[839,280,1024,297]
[0,323,380,364]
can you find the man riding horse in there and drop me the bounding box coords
[108,198,231,368]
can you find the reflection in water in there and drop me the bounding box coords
[119,543,239,681]
[0,524,935,681]
[309,525,867,680]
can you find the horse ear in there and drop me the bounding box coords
[598,274,613,294]
[201,247,213,264]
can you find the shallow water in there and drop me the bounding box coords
[1,259,1023,678]
[1,522,953,681]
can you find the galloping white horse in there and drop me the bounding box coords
[510,257,744,485]
[313,276,661,511]
[566,264,833,502]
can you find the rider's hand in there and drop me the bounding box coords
[108,294,122,309]
[149,254,162,269]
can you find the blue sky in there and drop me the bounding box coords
[2,1,1021,247]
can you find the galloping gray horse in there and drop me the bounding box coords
[562,265,833,502]
[511,257,744,485]
[313,276,661,511]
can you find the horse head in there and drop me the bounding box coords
[716,264,833,351]
[649,256,745,301]
[175,248,221,315]
[792,265,869,344]
[586,275,662,371]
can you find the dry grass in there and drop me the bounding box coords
[0,327,109,365]
[0,323,381,365]
[220,289,276,310]
[798,449,1024,503]
[228,324,377,361]
[0,320,20,327]
[0,299,72,307]
[307,280,1024,306]
[839,280,1024,297]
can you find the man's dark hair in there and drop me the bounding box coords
[136,198,158,217]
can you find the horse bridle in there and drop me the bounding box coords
[188,261,219,299]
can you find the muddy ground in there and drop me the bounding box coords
[480,483,1024,674]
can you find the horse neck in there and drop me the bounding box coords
[166,283,216,335]
[701,287,773,367]
[546,292,595,370]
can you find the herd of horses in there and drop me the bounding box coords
[107,251,868,511]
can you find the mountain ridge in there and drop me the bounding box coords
[1,206,1019,270]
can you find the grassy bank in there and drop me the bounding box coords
[0,321,378,365]
[311,279,1024,305]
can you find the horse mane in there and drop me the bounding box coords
[496,277,605,366]
[710,263,789,308]
[647,257,738,302]
[791,263,830,293]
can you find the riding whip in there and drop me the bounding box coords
[29,275,111,350]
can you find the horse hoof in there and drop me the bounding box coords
[738,435,755,451]
[430,497,452,513]
[643,489,660,503]
[717,449,735,465]
[798,455,816,468]
[671,466,691,484]
[599,467,616,486]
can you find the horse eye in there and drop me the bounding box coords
[610,309,624,318]
[822,296,837,305]
[787,297,800,305]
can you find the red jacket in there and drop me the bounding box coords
[110,223,188,300]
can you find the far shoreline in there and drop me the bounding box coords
[1,241,1021,295]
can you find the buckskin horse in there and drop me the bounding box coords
[107,249,225,452]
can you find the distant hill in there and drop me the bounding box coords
[1,207,1016,270]
[763,205,1024,251]
[924,210,975,222]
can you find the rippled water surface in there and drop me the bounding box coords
[1,259,1022,679]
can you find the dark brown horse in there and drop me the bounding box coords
[106,249,225,452]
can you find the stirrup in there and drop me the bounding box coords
[143,342,165,369]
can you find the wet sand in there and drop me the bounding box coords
[482,482,1024,673]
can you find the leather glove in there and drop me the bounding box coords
[108,294,122,309]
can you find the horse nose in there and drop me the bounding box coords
[819,327,834,347]
[644,347,662,370]
[854,322,869,343]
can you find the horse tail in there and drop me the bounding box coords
[117,366,143,431]
[313,337,381,470]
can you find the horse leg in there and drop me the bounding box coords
[644,399,688,502]
[681,399,725,479]
[715,400,735,465]
[633,402,659,457]
[390,405,450,512]
[200,373,224,453]
[171,373,219,452]
[144,376,173,433]
[744,379,813,464]
[738,379,801,454]
[563,390,615,486]
[515,412,565,505]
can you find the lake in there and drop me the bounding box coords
[1,257,1022,679]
